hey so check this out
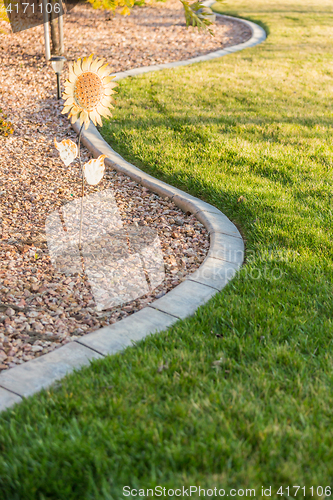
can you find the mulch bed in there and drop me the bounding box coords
[0,0,251,371]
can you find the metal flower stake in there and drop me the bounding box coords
[54,54,118,250]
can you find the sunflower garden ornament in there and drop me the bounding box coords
[54,55,118,249]
[62,54,118,129]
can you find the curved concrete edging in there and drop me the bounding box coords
[0,10,266,411]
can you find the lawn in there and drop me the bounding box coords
[1,0,333,498]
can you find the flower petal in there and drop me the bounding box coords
[101,96,114,108]
[62,105,73,114]
[64,97,75,106]
[84,113,90,130]
[103,87,117,96]
[68,62,76,82]
[73,59,82,77]
[89,109,104,126]
[69,105,81,117]
[70,113,79,124]
[79,109,88,126]
[96,104,112,120]
[89,57,100,72]
[91,57,105,73]
[64,81,75,91]
[97,63,112,79]
[96,113,103,127]
[102,75,117,85]
[81,54,94,72]
[89,109,98,126]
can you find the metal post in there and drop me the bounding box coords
[42,0,51,60]
[56,73,61,99]
[59,1,64,55]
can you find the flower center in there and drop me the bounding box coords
[74,72,103,111]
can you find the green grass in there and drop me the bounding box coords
[1,0,333,498]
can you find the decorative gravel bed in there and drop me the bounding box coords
[0,1,251,371]
[62,0,252,69]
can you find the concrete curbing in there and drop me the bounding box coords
[0,8,266,412]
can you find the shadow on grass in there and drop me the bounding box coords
[102,111,333,146]
[100,112,333,252]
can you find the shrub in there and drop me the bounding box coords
[179,0,214,33]
[0,0,9,33]
[86,0,168,14]
[86,0,214,33]
[86,0,134,16]
[0,109,14,137]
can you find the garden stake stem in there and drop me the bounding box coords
[77,123,84,251]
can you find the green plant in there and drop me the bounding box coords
[180,0,214,33]
[0,0,10,33]
[86,0,134,16]
[86,0,215,32]
[133,0,166,5]
[0,0,8,20]
[0,109,13,136]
